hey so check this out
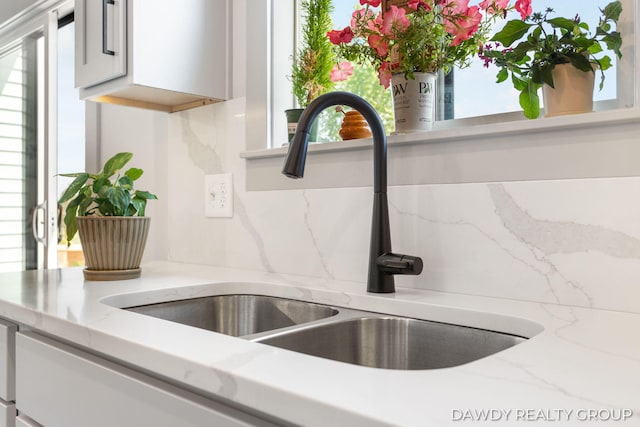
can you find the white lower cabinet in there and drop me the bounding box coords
[15,332,278,427]
[0,319,17,402]
[0,398,16,427]
[15,415,40,427]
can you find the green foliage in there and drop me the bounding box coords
[292,0,335,107]
[483,1,623,119]
[58,152,157,245]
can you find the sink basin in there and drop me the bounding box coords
[256,316,526,370]
[124,294,338,337]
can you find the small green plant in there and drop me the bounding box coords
[291,0,335,107]
[481,1,623,119]
[58,152,157,244]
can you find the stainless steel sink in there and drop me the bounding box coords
[124,294,339,337]
[255,316,526,370]
[120,292,531,369]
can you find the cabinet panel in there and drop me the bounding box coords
[15,332,277,427]
[14,415,39,427]
[0,398,16,427]
[75,0,127,88]
[0,319,16,402]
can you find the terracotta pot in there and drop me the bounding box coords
[543,63,595,117]
[76,216,150,281]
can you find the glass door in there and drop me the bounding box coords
[0,5,83,272]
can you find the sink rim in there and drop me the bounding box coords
[100,283,545,340]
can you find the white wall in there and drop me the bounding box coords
[97,103,169,262]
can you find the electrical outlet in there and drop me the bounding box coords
[205,173,233,218]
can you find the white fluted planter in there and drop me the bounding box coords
[76,216,150,281]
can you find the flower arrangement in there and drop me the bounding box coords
[480,1,623,118]
[291,0,335,107]
[327,0,530,88]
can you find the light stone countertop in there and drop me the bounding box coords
[0,261,638,426]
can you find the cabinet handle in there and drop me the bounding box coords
[102,0,115,56]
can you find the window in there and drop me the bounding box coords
[264,0,633,148]
[243,0,639,192]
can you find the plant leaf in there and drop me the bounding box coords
[519,82,540,119]
[539,64,555,87]
[63,193,85,244]
[102,152,133,178]
[125,167,143,181]
[547,17,575,32]
[92,177,110,195]
[496,68,509,83]
[491,20,533,47]
[131,197,146,216]
[59,173,89,203]
[119,175,134,190]
[602,1,623,22]
[568,53,593,72]
[134,190,158,200]
[107,187,131,216]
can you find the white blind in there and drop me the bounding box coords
[0,47,26,272]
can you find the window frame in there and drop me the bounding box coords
[244,0,640,191]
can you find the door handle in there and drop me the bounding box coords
[32,201,47,246]
[102,0,115,56]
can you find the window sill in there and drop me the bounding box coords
[241,107,640,191]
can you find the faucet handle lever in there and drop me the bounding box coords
[377,253,423,275]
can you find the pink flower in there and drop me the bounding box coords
[330,62,354,82]
[351,8,376,34]
[478,0,509,15]
[360,0,382,6]
[514,0,532,19]
[327,27,354,45]
[377,62,392,88]
[446,5,482,45]
[443,0,470,15]
[381,6,410,37]
[368,34,389,57]
[408,0,430,10]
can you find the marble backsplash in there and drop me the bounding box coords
[166,98,640,314]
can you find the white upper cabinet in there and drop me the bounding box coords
[75,0,229,112]
[75,0,127,88]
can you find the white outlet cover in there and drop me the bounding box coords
[205,173,233,218]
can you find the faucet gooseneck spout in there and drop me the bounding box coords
[282,92,423,293]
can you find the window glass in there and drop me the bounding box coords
[313,0,620,139]
[57,19,86,268]
[455,0,617,118]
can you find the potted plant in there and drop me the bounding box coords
[59,152,157,281]
[480,1,623,119]
[328,0,523,132]
[287,0,335,142]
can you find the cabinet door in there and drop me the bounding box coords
[16,332,278,427]
[75,0,127,88]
